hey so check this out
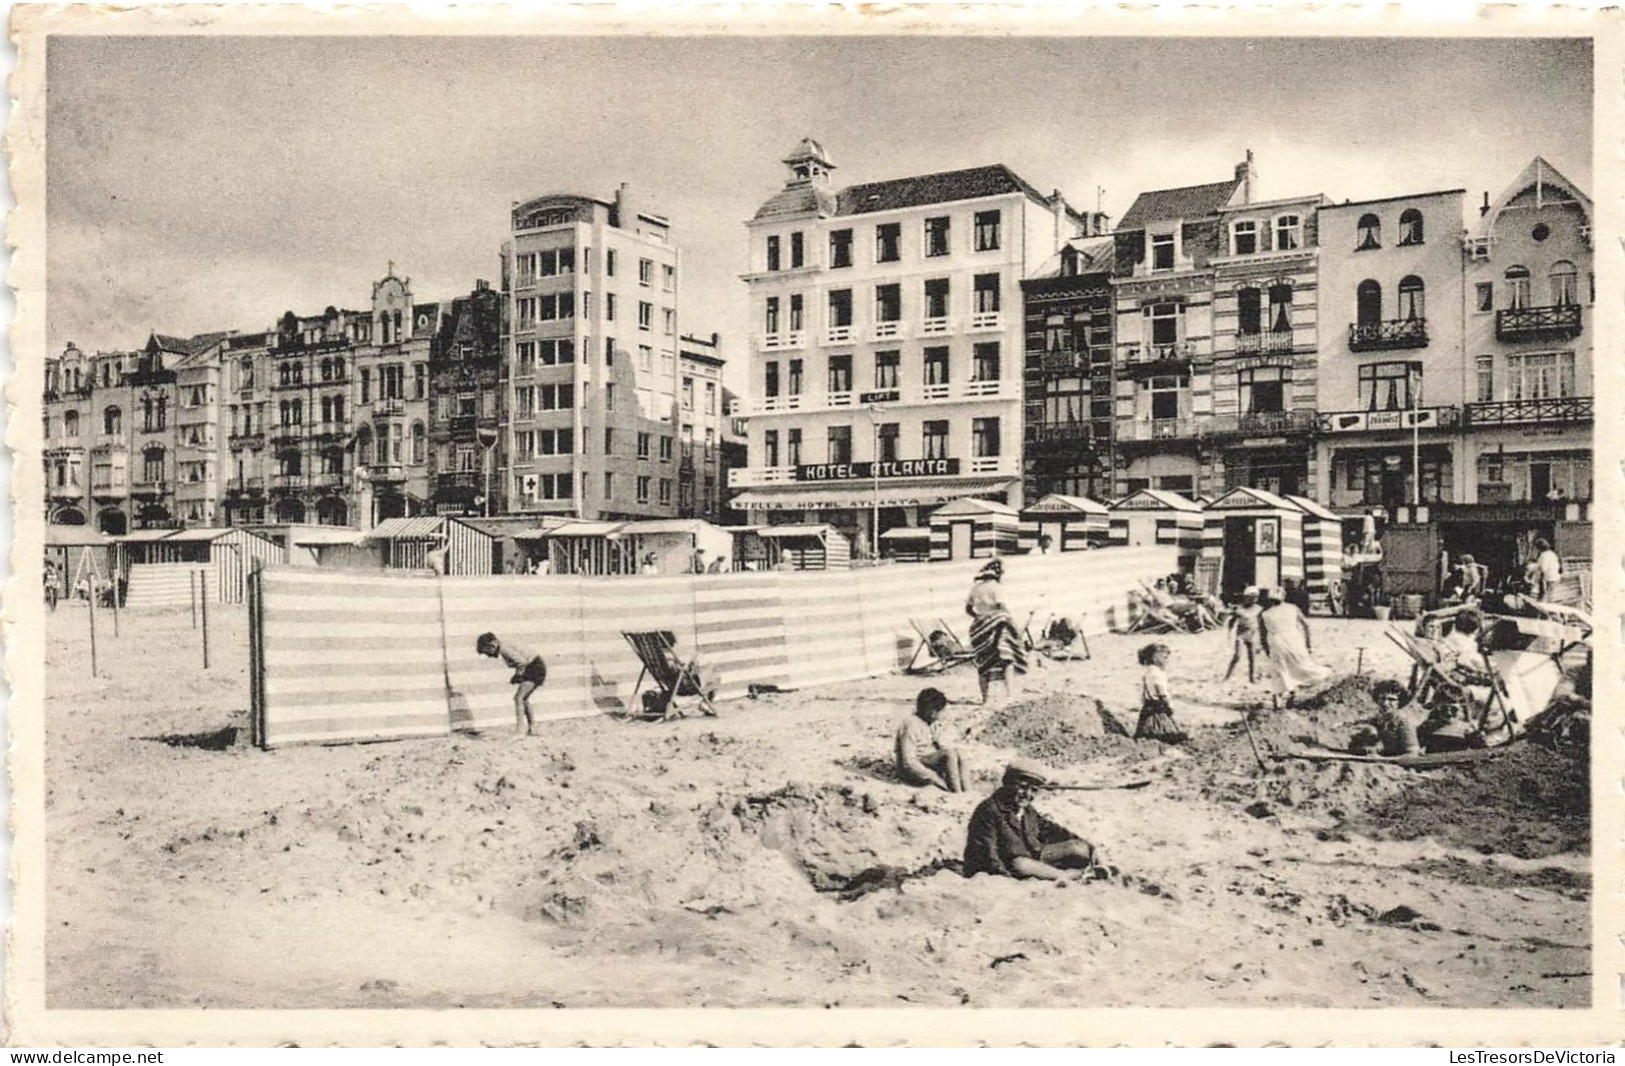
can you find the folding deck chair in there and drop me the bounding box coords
[1026,609,1091,661]
[622,629,719,720]
[905,618,978,675]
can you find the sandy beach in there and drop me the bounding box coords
[43,600,1588,1010]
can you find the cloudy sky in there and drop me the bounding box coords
[46,32,1592,386]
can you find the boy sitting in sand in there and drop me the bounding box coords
[894,687,964,792]
[963,759,1110,882]
[1347,679,1420,757]
[476,632,547,736]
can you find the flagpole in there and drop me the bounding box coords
[1411,362,1421,508]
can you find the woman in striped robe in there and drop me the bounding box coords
[966,559,1027,705]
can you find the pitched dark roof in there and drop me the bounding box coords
[752,183,838,221]
[1117,179,1241,230]
[185,331,234,355]
[835,164,1048,217]
[150,333,192,353]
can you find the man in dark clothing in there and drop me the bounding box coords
[963,759,1106,881]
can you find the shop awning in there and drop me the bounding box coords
[754,524,833,540]
[731,478,1016,512]
[366,517,447,540]
[879,527,933,541]
[527,520,625,538]
[617,519,706,536]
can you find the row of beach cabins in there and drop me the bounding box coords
[44,486,1347,612]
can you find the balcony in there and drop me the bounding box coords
[1233,329,1295,355]
[1495,305,1582,343]
[1031,349,1086,375]
[920,316,951,336]
[435,471,483,495]
[871,320,905,341]
[372,399,405,417]
[1208,409,1319,439]
[1121,342,1197,375]
[1465,396,1593,427]
[730,466,796,488]
[226,476,266,496]
[1318,406,1461,434]
[825,325,854,345]
[308,472,345,491]
[760,332,807,352]
[967,456,1008,474]
[968,311,1002,332]
[366,463,408,484]
[90,480,129,498]
[1118,418,1207,443]
[228,431,265,449]
[269,427,304,447]
[826,389,855,408]
[269,474,305,492]
[1025,422,1093,447]
[962,379,1004,399]
[1348,318,1428,352]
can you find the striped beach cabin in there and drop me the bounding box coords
[1285,494,1344,607]
[1019,494,1110,553]
[1106,489,1204,572]
[120,526,286,605]
[749,524,852,571]
[366,515,497,576]
[1199,487,1309,600]
[928,497,1021,561]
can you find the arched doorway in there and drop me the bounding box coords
[50,506,86,526]
[137,503,171,530]
[97,508,128,536]
[275,498,307,523]
[315,496,348,526]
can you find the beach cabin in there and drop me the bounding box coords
[878,526,933,563]
[753,524,852,571]
[1285,494,1344,608]
[118,527,285,605]
[1199,487,1310,600]
[523,520,632,576]
[1106,489,1204,573]
[928,498,1021,562]
[1018,494,1110,553]
[614,519,736,574]
[366,515,497,576]
[46,524,117,603]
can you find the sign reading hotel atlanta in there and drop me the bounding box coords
[794,458,961,481]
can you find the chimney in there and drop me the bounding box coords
[1050,189,1070,252]
[475,278,489,292]
[1235,150,1256,205]
[1480,191,1491,217]
[1092,211,1111,236]
[615,182,635,231]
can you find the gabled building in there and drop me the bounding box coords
[352,270,436,525]
[1108,156,1253,498]
[265,306,367,526]
[221,330,275,527]
[428,279,505,516]
[733,138,1086,551]
[171,331,235,525]
[677,332,731,523]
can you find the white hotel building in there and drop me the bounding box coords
[731,139,1089,551]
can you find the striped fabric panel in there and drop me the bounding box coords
[441,576,597,729]
[124,563,210,610]
[259,569,450,748]
[692,573,792,698]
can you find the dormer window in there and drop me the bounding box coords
[1357,213,1381,251]
[1274,215,1302,251]
[1232,221,1258,256]
[1151,233,1176,271]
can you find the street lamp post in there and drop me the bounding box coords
[477,428,500,518]
[867,403,882,562]
[1410,361,1422,509]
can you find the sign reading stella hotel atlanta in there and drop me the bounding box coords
[794,458,961,481]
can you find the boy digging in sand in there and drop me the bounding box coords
[894,687,965,792]
[476,632,547,735]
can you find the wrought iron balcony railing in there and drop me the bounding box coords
[1348,318,1428,352]
[1465,396,1592,427]
[1208,409,1319,438]
[1233,329,1295,355]
[1495,305,1582,342]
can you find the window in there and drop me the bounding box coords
[787,231,804,268]
[637,476,651,503]
[606,293,617,321]
[1269,285,1293,332]
[1359,362,1420,411]
[1357,213,1381,250]
[875,349,900,390]
[765,296,780,335]
[763,429,780,467]
[876,223,901,263]
[922,420,949,460]
[1147,375,1186,421]
[142,447,165,485]
[828,354,852,393]
[64,410,79,437]
[1274,215,1302,251]
[877,422,899,463]
[705,382,717,414]
[515,430,535,462]
[1232,220,1258,256]
[639,258,653,286]
[541,292,575,320]
[663,264,675,291]
[516,341,536,374]
[766,236,781,272]
[1356,280,1383,327]
[875,284,901,323]
[973,273,1000,314]
[604,472,615,500]
[659,435,672,461]
[1550,261,1578,306]
[1398,208,1423,246]
[1151,233,1175,271]
[971,417,1000,458]
[1239,367,1286,413]
[412,422,426,464]
[828,289,853,328]
[1236,287,1262,335]
[1506,266,1531,309]
[662,308,675,336]
[539,383,576,410]
[789,294,804,332]
[974,210,1001,251]
[972,342,1000,382]
[788,359,803,396]
[786,428,802,466]
[829,228,853,268]
[827,425,852,464]
[765,361,780,397]
[638,301,653,331]
[1148,302,1180,346]
[1397,276,1425,321]
[1476,355,1495,402]
[103,406,121,435]
[924,278,950,320]
[924,216,950,257]
[659,479,672,506]
[414,364,427,400]
[681,377,694,410]
[923,346,950,386]
[1476,283,1494,312]
[1507,352,1576,400]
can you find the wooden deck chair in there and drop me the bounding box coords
[622,630,719,720]
[906,618,977,674]
[1026,609,1091,661]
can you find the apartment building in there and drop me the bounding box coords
[221,330,276,527]
[172,333,234,525]
[1020,234,1116,501]
[1313,189,1468,516]
[352,271,435,524]
[265,306,367,525]
[677,332,732,523]
[733,139,1085,549]
[427,279,505,516]
[502,186,681,519]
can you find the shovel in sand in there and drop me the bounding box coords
[1041,780,1151,792]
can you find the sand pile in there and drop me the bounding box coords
[975,689,1148,767]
